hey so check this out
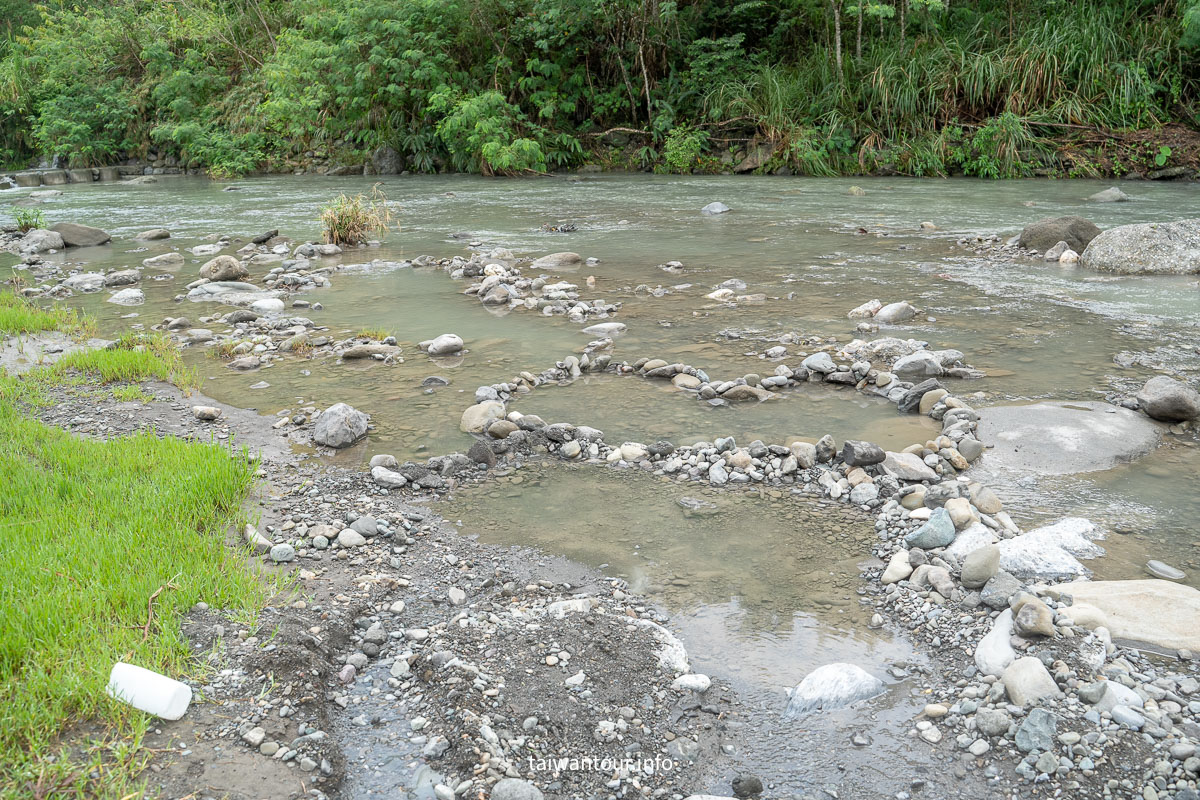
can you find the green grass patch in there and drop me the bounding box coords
[0,291,93,338]
[53,333,197,390]
[111,384,154,403]
[0,295,266,796]
[0,401,261,797]
[354,326,391,341]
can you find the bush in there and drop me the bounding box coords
[661,126,709,173]
[13,207,44,233]
[433,90,546,175]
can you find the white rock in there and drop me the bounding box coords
[421,333,464,356]
[785,663,884,716]
[582,322,626,336]
[107,288,145,305]
[250,298,284,314]
[881,550,913,584]
[997,518,1104,578]
[975,608,1017,677]
[337,529,366,548]
[671,674,712,692]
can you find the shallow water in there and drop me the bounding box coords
[4,173,1199,702]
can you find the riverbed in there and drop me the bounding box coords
[4,172,1199,795]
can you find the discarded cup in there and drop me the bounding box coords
[106,662,192,720]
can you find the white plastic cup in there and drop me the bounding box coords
[106,662,193,720]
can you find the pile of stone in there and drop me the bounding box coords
[417,248,619,322]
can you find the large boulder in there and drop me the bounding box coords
[421,333,464,356]
[1081,219,1200,275]
[143,252,185,269]
[881,451,938,482]
[19,228,65,253]
[997,518,1104,579]
[460,401,505,433]
[50,222,111,247]
[1043,579,1200,651]
[311,403,369,448]
[1136,376,1200,421]
[785,663,884,716]
[530,252,582,270]
[974,401,1158,475]
[371,145,402,175]
[200,255,249,281]
[1018,216,1101,252]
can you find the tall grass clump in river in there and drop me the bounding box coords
[0,295,262,797]
[319,185,394,246]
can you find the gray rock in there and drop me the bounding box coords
[135,228,171,240]
[980,571,1021,610]
[975,608,1016,676]
[422,333,464,356]
[1088,186,1131,203]
[20,229,65,253]
[269,543,295,563]
[960,544,1000,589]
[468,440,497,467]
[785,663,885,716]
[1013,598,1056,638]
[312,402,369,448]
[975,708,1012,737]
[881,451,938,482]
[1018,216,1101,252]
[371,466,406,488]
[50,222,111,247]
[849,482,879,505]
[1146,559,1186,581]
[1043,240,1070,261]
[892,351,944,379]
[1111,705,1145,729]
[905,507,955,549]
[898,379,945,414]
[873,301,918,324]
[1081,218,1200,274]
[103,269,141,286]
[490,778,544,800]
[1136,375,1200,421]
[801,352,836,374]
[530,252,582,269]
[200,255,249,281]
[975,401,1158,475]
[107,288,144,305]
[372,145,402,174]
[701,202,731,215]
[1001,657,1062,706]
[841,440,885,467]
[1015,708,1057,752]
[814,434,836,463]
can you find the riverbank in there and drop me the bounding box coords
[5,121,1200,190]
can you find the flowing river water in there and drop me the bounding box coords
[4,173,1199,794]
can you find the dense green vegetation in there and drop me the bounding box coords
[0,297,262,798]
[1,0,1198,177]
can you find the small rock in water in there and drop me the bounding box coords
[731,774,764,797]
[1146,559,1186,581]
[701,201,731,215]
[785,663,884,716]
